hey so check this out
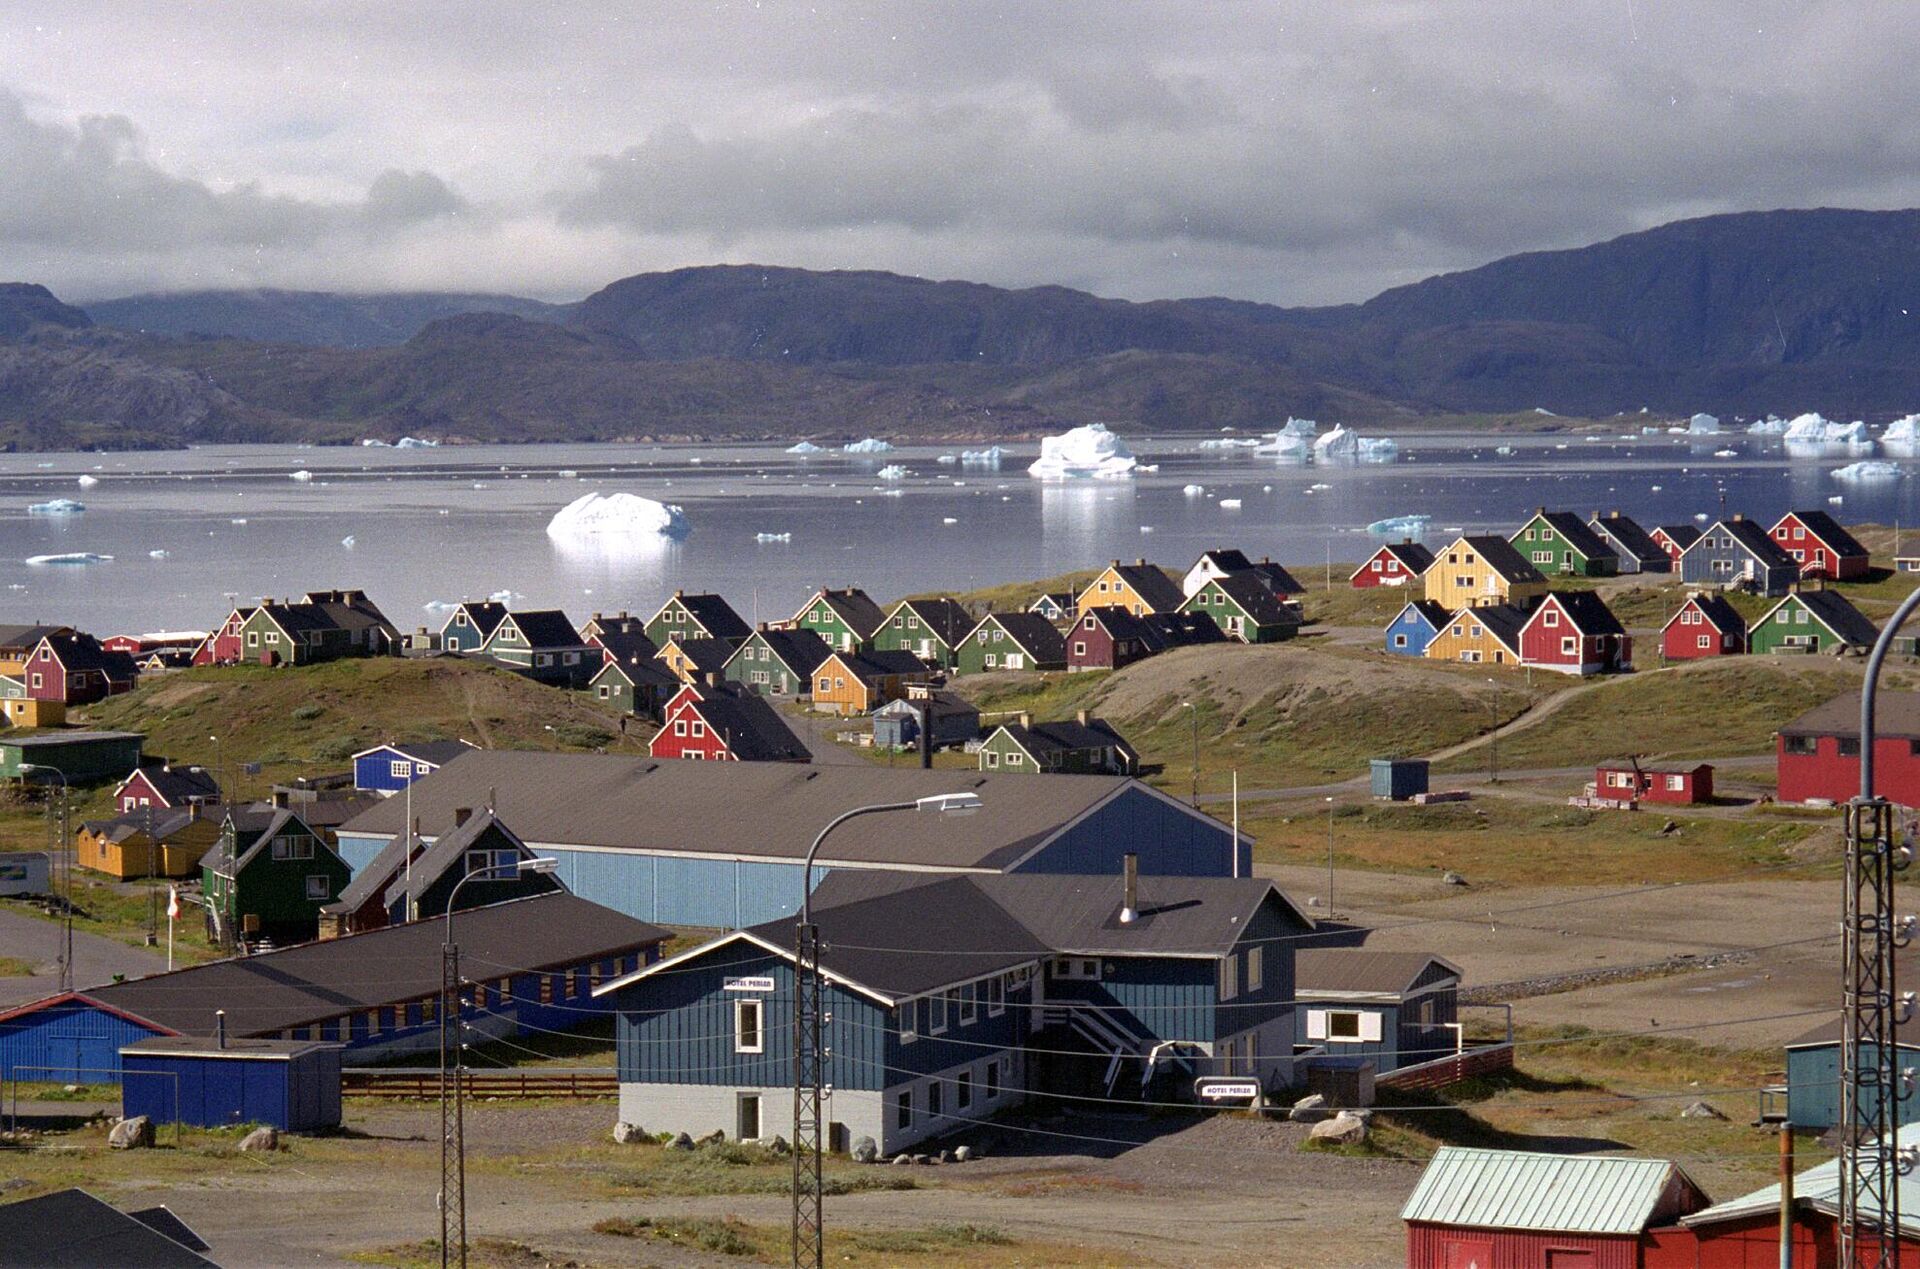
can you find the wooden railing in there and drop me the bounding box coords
[1376,1043,1514,1093]
[342,1067,617,1099]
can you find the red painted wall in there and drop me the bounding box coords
[1772,515,1869,581]
[1661,605,1741,660]
[647,695,736,761]
[1353,548,1420,588]
[1407,1222,1643,1267]
[1519,600,1631,675]
[1644,1211,1863,1268]
[1594,765,1711,806]
[1778,733,1920,806]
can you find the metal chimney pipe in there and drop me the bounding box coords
[919,698,934,770]
[215,1009,227,1050]
[1120,853,1138,924]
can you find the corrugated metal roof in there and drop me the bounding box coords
[1685,1123,1920,1234]
[1400,1146,1695,1234]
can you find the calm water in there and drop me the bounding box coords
[2,432,1916,635]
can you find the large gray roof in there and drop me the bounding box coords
[1296,949,1461,996]
[1781,691,1920,741]
[339,749,1159,870]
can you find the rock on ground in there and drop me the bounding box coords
[108,1116,154,1150]
[612,1121,647,1144]
[1289,1093,1330,1124]
[851,1135,878,1163]
[1309,1112,1369,1145]
[239,1126,279,1153]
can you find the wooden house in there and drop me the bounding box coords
[648,682,810,763]
[979,711,1138,775]
[1593,759,1714,807]
[1516,590,1632,676]
[237,601,346,667]
[1294,949,1462,1073]
[871,686,981,751]
[791,586,889,653]
[0,624,72,676]
[1384,599,1452,657]
[1076,559,1186,618]
[1770,509,1872,580]
[1350,540,1435,589]
[24,632,138,704]
[1782,1010,1920,1133]
[580,611,646,643]
[588,655,678,720]
[581,613,658,667]
[810,649,934,716]
[1650,523,1703,564]
[1510,508,1620,576]
[436,600,508,653]
[479,609,598,684]
[1423,536,1549,610]
[1178,573,1301,643]
[202,808,353,947]
[723,625,833,698]
[1750,587,1879,655]
[1068,606,1164,672]
[1777,691,1920,807]
[193,608,254,666]
[0,676,64,728]
[102,631,206,660]
[655,635,736,685]
[76,806,222,880]
[1678,515,1798,595]
[1423,601,1536,667]
[873,598,974,669]
[301,590,399,656]
[1661,593,1747,660]
[955,612,1070,674]
[643,590,751,648]
[322,808,565,936]
[114,763,219,813]
[1028,592,1076,622]
[350,740,477,796]
[1587,510,1674,574]
[1,731,145,784]
[1182,549,1306,598]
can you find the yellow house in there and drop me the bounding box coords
[1422,603,1532,667]
[0,695,64,729]
[810,650,935,717]
[654,637,735,686]
[1424,536,1550,611]
[1075,560,1186,618]
[75,808,223,879]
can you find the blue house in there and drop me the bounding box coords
[1384,600,1452,657]
[120,1035,343,1132]
[1677,516,1799,596]
[598,864,1312,1153]
[334,751,1252,930]
[1293,950,1462,1073]
[0,991,171,1084]
[351,739,479,795]
[1784,1012,1920,1131]
[435,601,508,654]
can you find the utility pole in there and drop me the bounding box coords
[1325,796,1336,919]
[439,938,465,1269]
[1485,678,1500,785]
[1181,701,1199,806]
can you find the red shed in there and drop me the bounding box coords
[1594,759,1714,806]
[1769,510,1870,581]
[1660,594,1746,661]
[1404,1146,1708,1268]
[1778,691,1920,807]
[1517,591,1632,676]
[1351,539,1436,589]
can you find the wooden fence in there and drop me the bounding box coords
[1376,1043,1514,1093]
[342,1067,617,1100]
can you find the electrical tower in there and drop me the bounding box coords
[792,921,824,1269]
[1840,798,1904,1266]
[439,944,467,1269]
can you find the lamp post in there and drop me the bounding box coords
[792,793,982,1269]
[438,855,559,1269]
[19,765,71,992]
[1324,795,1336,920]
[1484,678,1500,785]
[1180,701,1199,806]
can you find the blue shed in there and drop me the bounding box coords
[120,1035,343,1131]
[0,991,170,1084]
[1369,758,1430,802]
[1784,1012,1920,1130]
[1294,950,1461,1074]
[350,740,478,796]
[1385,600,1451,657]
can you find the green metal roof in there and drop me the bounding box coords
[1685,1124,1920,1236]
[1401,1146,1700,1234]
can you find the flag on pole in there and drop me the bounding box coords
[166,886,180,920]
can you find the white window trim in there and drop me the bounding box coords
[734,998,764,1054]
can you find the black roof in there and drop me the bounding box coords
[735,627,835,677]
[1538,589,1627,637]
[669,593,752,643]
[1528,510,1618,564]
[890,597,976,648]
[978,612,1070,662]
[206,808,329,875]
[81,807,203,844]
[1705,518,1797,569]
[1143,610,1227,647]
[836,648,934,679]
[660,636,735,676]
[1103,561,1187,613]
[1656,524,1703,551]
[304,590,397,639]
[996,717,1136,763]
[1782,510,1870,559]
[806,587,889,639]
[1588,512,1669,565]
[593,627,659,667]
[1374,541,1437,573]
[685,686,811,761]
[1297,949,1461,996]
[1208,572,1302,627]
[125,763,220,805]
[442,601,508,639]
[83,893,668,1035]
[1454,536,1548,585]
[1667,593,1745,633]
[593,656,678,691]
[1398,599,1453,629]
[502,609,585,649]
[1782,588,1880,645]
[0,1189,216,1267]
[1446,600,1537,652]
[401,810,564,905]
[0,623,71,652]
[42,632,139,682]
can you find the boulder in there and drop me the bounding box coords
[912,1153,931,1165]
[892,1153,914,1165]
[108,1116,154,1150]
[935,1149,951,1165]
[1288,1093,1330,1124]
[761,1135,790,1155]
[1442,871,1468,887]
[612,1121,647,1145]
[952,1145,974,1162]
[851,1135,878,1163]
[698,1129,727,1147]
[1309,1112,1368,1146]
[1680,1100,1727,1120]
[238,1126,279,1153]
[668,1131,695,1152]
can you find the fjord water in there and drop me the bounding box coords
[2,433,1915,634]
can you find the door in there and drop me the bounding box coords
[1544,1252,1595,1268]
[737,1093,761,1141]
[1442,1239,1492,1269]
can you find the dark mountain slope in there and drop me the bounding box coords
[88,288,564,348]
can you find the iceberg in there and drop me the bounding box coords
[1366,514,1431,538]
[786,441,827,454]
[290,470,314,482]
[1199,438,1261,450]
[1182,483,1206,497]
[1713,449,1737,458]
[27,499,84,515]
[1313,425,1359,458]
[1278,417,1319,438]
[1687,413,1721,434]
[360,438,391,447]
[1494,445,1516,456]
[1831,460,1903,483]
[1028,423,1138,479]
[875,464,908,481]
[1218,498,1243,509]
[1746,415,1790,435]
[547,491,690,540]
[1255,431,1309,458]
[942,516,959,525]
[341,536,356,548]
[1357,437,1399,462]
[26,552,111,565]
[961,446,1006,464]
[1784,413,1870,444]
[1885,414,1920,442]
[937,454,959,464]
[843,437,895,454]
[148,549,170,559]
[76,474,98,488]
[394,436,438,449]
[755,531,792,542]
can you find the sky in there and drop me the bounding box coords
[3,1,1918,307]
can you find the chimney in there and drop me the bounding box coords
[1732,513,1744,523]
[1537,505,1546,514]
[1135,557,1147,567]
[215,1009,227,1050]
[1076,709,1090,727]
[673,588,684,598]
[758,621,769,632]
[1017,711,1032,730]
[1120,853,1139,924]
[453,806,473,828]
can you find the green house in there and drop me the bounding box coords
[202,808,351,947]
[1177,575,1300,644]
[237,603,341,666]
[978,714,1138,775]
[590,656,677,719]
[873,598,974,670]
[724,628,834,698]
[953,613,1069,675]
[1510,509,1620,577]
[644,591,752,648]
[1750,589,1879,656]
[791,588,889,654]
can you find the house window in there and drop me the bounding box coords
[1051,957,1100,980]
[466,848,516,877]
[598,685,611,699]
[690,720,706,738]
[734,999,764,1054]
[1697,634,1712,650]
[895,1088,912,1130]
[1007,752,1023,766]
[1327,1011,1363,1040]
[1371,559,1383,572]
[957,1068,973,1110]
[1083,616,1096,630]
[899,1004,917,1044]
[271,835,314,860]
[422,997,438,1025]
[985,751,999,768]
[960,983,976,1024]
[673,719,687,736]
[986,1060,1000,1098]
[1073,642,1087,656]
[1839,738,1862,757]
[1543,610,1558,627]
[931,993,948,1034]
[305,875,331,899]
[390,759,411,779]
[366,1008,381,1036]
[1560,636,1577,655]
[1666,775,1685,792]
[1218,954,1238,1001]
[1392,634,1407,648]
[988,976,1004,1016]
[1247,946,1263,993]
[927,1079,943,1118]
[540,975,554,1004]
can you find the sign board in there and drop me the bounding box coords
[1194,1078,1262,1104]
[725,976,776,994]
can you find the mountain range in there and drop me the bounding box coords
[6,206,1920,449]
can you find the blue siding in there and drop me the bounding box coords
[1787,1041,1920,1130]
[890,977,1031,1080]
[120,1051,324,1130]
[1385,609,1439,656]
[1050,958,1218,1045]
[0,997,166,1083]
[1679,535,1795,595]
[1019,786,1244,878]
[337,832,386,875]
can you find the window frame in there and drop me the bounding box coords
[734,998,765,1054]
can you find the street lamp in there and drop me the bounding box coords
[437,855,559,1269]
[19,765,72,992]
[1180,701,1199,806]
[1484,678,1500,785]
[1324,795,1336,920]
[793,793,982,1269]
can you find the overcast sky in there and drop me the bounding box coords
[3,1,1916,306]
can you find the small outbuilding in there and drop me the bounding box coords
[120,1034,343,1132]
[1593,759,1714,806]
[0,730,145,785]
[0,851,49,897]
[1295,949,1460,1073]
[1369,758,1430,802]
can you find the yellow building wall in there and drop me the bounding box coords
[1423,542,1549,610]
[1075,568,1160,618]
[0,698,65,728]
[1423,616,1521,667]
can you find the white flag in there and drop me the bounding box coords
[166,886,180,920]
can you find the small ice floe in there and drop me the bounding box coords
[786,441,826,454]
[290,470,314,482]
[1139,464,1159,472]
[394,436,437,448]
[755,531,792,542]
[937,455,959,465]
[26,552,111,565]
[961,446,1006,465]
[1262,484,1273,493]
[876,465,909,481]
[1829,495,1846,505]
[1199,438,1261,450]
[880,489,905,498]
[843,437,895,454]
[27,499,84,515]
[341,536,356,548]
[75,474,99,489]
[231,518,248,525]
[1140,525,1154,533]
[361,438,391,447]
[1367,514,1432,537]
[148,549,170,559]
[1309,482,1331,492]
[1494,446,1516,456]
[1357,437,1398,462]
[558,469,578,478]
[1713,449,1738,458]
[1747,415,1789,435]
[1831,460,1903,483]
[1650,484,1663,492]
[1218,498,1243,509]
[1693,512,1710,521]
[942,516,959,525]
[1182,483,1206,496]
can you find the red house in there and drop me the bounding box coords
[24,633,139,705]
[1350,540,1436,589]
[1068,606,1161,672]
[1778,692,1920,806]
[1594,759,1714,806]
[1770,510,1870,581]
[1650,524,1702,565]
[113,763,221,814]
[1517,591,1632,676]
[192,607,255,667]
[1660,594,1746,661]
[647,682,809,763]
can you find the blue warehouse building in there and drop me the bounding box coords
[120,1035,344,1132]
[334,752,1252,930]
[350,739,478,796]
[597,862,1313,1154]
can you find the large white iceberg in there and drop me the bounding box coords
[843,437,895,454]
[1314,425,1359,458]
[786,441,827,454]
[960,446,1005,464]
[1256,432,1309,458]
[1357,437,1399,462]
[1832,460,1903,483]
[1784,413,1870,444]
[546,491,690,540]
[26,552,111,565]
[1277,417,1319,438]
[1746,415,1790,435]
[875,464,908,481]
[27,499,84,515]
[1028,423,1138,479]
[1884,414,1920,442]
[1687,413,1720,434]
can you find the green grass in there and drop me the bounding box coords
[594,1214,760,1256]
[493,1136,918,1199]
[841,1224,1015,1254]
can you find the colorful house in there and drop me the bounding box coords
[874,598,974,669]
[979,712,1138,776]
[23,632,138,704]
[76,807,222,880]
[1593,759,1714,806]
[114,763,219,813]
[1182,549,1306,598]
[1076,559,1186,618]
[1178,573,1301,643]
[1650,523,1703,564]
[300,590,399,657]
[0,676,63,728]
[790,587,889,653]
[588,656,678,720]
[1770,509,1871,580]
[1782,1014,1920,1133]
[1294,950,1462,1073]
[350,740,477,795]
[1423,601,1535,667]
[1516,590,1632,676]
[479,609,598,684]
[1384,599,1452,657]
[0,623,71,675]
[1660,593,1747,660]
[1778,692,1920,806]
[648,682,810,763]
[434,600,506,653]
[1749,588,1879,656]
[1350,540,1435,589]
[1510,508,1620,576]
[724,626,834,698]
[1027,592,1076,622]
[586,619,661,670]
[1066,607,1224,672]
[655,635,736,685]
[236,601,345,667]
[321,808,566,935]
[192,607,255,665]
[0,731,145,785]
[202,809,353,947]
[810,649,935,716]
[643,591,751,648]
[871,687,981,751]
[1423,536,1549,610]
[1587,510,1673,574]
[955,613,1070,673]
[1677,515,1798,595]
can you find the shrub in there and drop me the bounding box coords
[291,704,325,722]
